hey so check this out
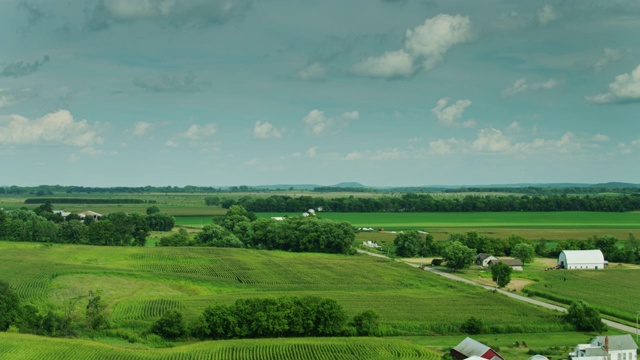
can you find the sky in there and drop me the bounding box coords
[1,0,639,187]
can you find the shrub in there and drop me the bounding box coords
[151,309,186,340]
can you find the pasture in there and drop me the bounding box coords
[0,241,569,346]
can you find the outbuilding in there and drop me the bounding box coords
[558,250,605,270]
[451,337,505,360]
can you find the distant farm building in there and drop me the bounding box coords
[78,211,102,220]
[558,250,605,270]
[270,217,285,221]
[451,337,505,360]
[53,210,71,217]
[569,335,637,360]
[488,258,524,271]
[475,253,499,267]
[362,241,381,248]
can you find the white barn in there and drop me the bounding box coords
[558,250,605,270]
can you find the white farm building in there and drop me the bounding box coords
[569,335,637,360]
[558,250,605,270]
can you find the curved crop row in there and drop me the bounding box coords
[111,299,184,322]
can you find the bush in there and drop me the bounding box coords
[460,316,484,335]
[152,309,186,340]
[350,310,380,336]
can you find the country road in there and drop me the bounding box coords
[356,249,638,335]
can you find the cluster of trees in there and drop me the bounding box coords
[151,296,379,340]
[160,206,356,255]
[225,193,640,213]
[25,198,151,204]
[565,301,606,332]
[0,203,175,246]
[0,280,107,337]
[444,185,640,195]
[536,234,640,264]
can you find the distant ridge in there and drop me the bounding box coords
[332,182,366,188]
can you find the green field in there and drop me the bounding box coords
[0,242,569,344]
[522,268,640,322]
[0,333,439,360]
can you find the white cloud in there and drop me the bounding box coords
[340,111,360,120]
[307,146,317,157]
[461,120,477,128]
[165,140,179,148]
[502,77,560,97]
[182,124,217,140]
[0,110,103,150]
[244,158,257,166]
[404,14,474,70]
[593,134,610,142]
[538,4,559,25]
[588,64,640,104]
[302,109,358,136]
[252,121,283,139]
[296,62,327,81]
[431,98,472,127]
[0,88,34,108]
[593,48,622,72]
[472,129,513,153]
[351,50,415,79]
[618,140,640,154]
[352,14,472,78]
[428,138,461,155]
[345,151,362,160]
[132,121,152,136]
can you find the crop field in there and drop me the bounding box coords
[0,241,569,341]
[0,333,439,360]
[522,268,640,322]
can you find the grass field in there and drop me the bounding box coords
[0,241,570,343]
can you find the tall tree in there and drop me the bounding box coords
[490,262,512,288]
[442,241,475,271]
[511,243,536,264]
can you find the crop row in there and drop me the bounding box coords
[111,299,184,322]
[0,334,439,359]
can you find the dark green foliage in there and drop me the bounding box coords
[194,224,243,248]
[58,220,86,244]
[0,280,21,331]
[86,290,108,331]
[490,262,512,288]
[152,309,186,340]
[350,310,380,336]
[146,205,161,215]
[204,196,221,206]
[565,301,606,332]
[460,316,484,334]
[146,212,175,231]
[442,241,475,271]
[511,243,535,263]
[198,296,347,340]
[394,231,436,257]
[158,228,191,246]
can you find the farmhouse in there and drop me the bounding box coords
[487,258,524,271]
[451,337,505,360]
[78,211,102,220]
[558,249,605,270]
[475,253,499,267]
[569,335,638,360]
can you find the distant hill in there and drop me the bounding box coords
[332,182,366,188]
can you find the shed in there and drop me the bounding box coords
[451,337,505,360]
[475,253,499,267]
[78,211,102,220]
[558,250,605,270]
[488,258,524,271]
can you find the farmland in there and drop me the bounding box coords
[0,333,439,360]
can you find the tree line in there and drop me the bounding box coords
[154,296,378,340]
[0,203,174,246]
[25,198,152,204]
[222,193,640,212]
[159,205,356,255]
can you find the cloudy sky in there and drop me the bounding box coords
[1,0,639,187]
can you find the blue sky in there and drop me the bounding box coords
[1,0,639,187]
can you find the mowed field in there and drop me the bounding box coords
[0,241,570,352]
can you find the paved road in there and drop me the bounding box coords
[357,249,638,334]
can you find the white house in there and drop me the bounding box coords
[475,253,499,267]
[569,335,637,360]
[558,249,605,270]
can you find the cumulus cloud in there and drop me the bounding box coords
[352,14,472,78]
[134,73,209,93]
[428,138,461,155]
[431,98,472,127]
[502,77,560,97]
[345,151,362,160]
[296,62,327,81]
[182,124,217,140]
[618,140,640,154]
[302,109,358,136]
[165,139,179,148]
[0,110,103,150]
[132,121,153,136]
[307,146,317,157]
[351,50,415,79]
[252,120,283,139]
[1,55,49,78]
[593,134,610,142]
[588,64,640,104]
[593,48,623,72]
[86,0,251,31]
[538,4,559,25]
[0,88,35,108]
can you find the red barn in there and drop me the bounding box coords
[451,337,505,360]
